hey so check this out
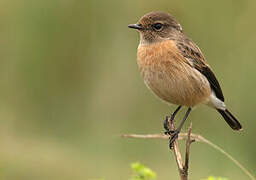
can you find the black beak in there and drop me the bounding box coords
[128,23,144,30]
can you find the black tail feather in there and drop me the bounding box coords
[217,109,242,131]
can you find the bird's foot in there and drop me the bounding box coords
[163,116,179,149]
[163,114,176,135]
[169,130,180,149]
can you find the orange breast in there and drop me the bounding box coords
[137,40,211,107]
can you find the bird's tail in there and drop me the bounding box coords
[217,109,242,131]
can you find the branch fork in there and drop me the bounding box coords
[167,116,194,180]
[121,117,255,180]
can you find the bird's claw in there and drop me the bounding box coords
[169,130,180,149]
[163,116,175,135]
[163,113,180,149]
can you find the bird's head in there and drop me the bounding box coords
[128,11,183,44]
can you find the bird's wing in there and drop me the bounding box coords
[176,37,225,102]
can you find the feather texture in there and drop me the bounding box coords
[137,40,211,107]
[176,37,225,102]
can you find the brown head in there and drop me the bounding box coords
[128,11,183,44]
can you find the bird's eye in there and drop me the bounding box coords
[152,23,163,31]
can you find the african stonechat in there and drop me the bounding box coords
[128,11,242,147]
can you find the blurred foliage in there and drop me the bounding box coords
[202,176,228,180]
[130,162,156,180]
[0,0,256,179]
[91,163,228,180]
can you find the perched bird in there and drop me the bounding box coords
[128,11,242,147]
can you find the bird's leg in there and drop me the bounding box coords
[169,107,192,149]
[164,105,182,135]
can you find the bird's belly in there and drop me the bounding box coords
[137,40,211,107]
[140,65,211,107]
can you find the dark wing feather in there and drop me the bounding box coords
[176,37,225,102]
[199,65,224,102]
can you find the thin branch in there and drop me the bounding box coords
[168,118,188,180]
[122,132,256,180]
[168,117,186,180]
[184,123,193,174]
[121,134,169,139]
[196,135,256,180]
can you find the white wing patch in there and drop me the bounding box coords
[207,92,226,110]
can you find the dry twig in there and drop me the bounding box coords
[166,116,193,180]
[184,123,193,176]
[122,131,255,180]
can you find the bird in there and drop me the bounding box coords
[128,11,242,148]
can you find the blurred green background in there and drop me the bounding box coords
[0,0,255,179]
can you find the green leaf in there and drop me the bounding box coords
[130,162,156,180]
[202,176,229,180]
